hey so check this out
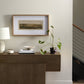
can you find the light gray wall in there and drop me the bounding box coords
[73,0,84,29]
[0,0,72,84]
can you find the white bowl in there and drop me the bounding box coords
[8,49,14,54]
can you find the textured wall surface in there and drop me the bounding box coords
[73,0,84,29]
[0,0,72,84]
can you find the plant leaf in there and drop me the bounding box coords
[57,42,62,50]
[40,49,44,55]
[38,40,45,44]
[47,30,49,33]
[44,50,47,54]
[51,25,54,28]
[40,49,47,55]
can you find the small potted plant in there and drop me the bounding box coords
[38,25,62,55]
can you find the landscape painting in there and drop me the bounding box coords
[19,20,43,30]
[13,15,49,35]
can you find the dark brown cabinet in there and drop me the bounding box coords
[0,53,61,84]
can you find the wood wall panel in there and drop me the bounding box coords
[0,64,8,84]
[0,64,46,84]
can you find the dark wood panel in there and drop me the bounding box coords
[8,64,32,84]
[0,64,46,84]
[32,55,60,71]
[0,53,61,71]
[8,56,32,63]
[0,64,8,84]
[0,53,60,84]
[32,64,46,84]
[8,64,45,84]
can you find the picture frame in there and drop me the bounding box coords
[12,15,49,36]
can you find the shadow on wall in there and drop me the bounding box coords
[3,15,12,34]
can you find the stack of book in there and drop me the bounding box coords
[19,46,35,54]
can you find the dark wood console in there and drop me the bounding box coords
[0,52,61,84]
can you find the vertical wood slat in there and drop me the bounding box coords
[0,64,46,84]
[0,64,8,84]
[32,64,46,84]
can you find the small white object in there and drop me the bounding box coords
[8,49,14,54]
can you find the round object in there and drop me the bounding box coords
[8,49,14,54]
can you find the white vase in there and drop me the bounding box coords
[0,41,5,53]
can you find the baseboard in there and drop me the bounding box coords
[46,80,72,84]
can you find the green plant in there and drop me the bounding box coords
[47,25,55,47]
[57,40,62,50]
[38,40,49,55]
[38,25,62,55]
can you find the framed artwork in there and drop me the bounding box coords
[12,15,49,36]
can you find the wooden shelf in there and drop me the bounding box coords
[0,52,61,84]
[0,52,61,71]
[0,52,60,56]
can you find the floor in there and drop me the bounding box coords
[73,80,84,84]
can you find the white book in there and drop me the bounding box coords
[19,49,34,54]
[20,49,34,52]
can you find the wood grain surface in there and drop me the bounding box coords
[0,53,61,84]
